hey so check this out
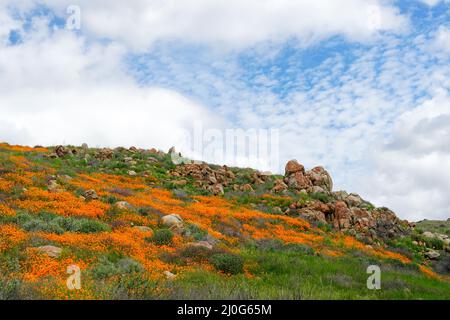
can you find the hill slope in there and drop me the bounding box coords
[0,142,449,300]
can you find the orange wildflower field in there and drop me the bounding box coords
[0,143,449,300]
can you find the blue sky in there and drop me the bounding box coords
[0,0,449,220]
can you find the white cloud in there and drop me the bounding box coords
[433,26,450,54]
[12,0,409,50]
[418,0,449,6]
[364,90,450,221]
[0,15,223,151]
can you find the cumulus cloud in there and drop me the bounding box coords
[0,1,449,221]
[0,14,223,151]
[14,0,409,50]
[363,90,450,221]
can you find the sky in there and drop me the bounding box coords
[0,0,449,221]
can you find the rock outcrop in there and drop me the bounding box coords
[282,159,411,242]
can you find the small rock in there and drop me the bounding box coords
[47,180,63,193]
[114,201,132,210]
[164,271,176,280]
[128,170,137,176]
[241,184,254,192]
[186,241,213,250]
[424,249,440,260]
[37,245,62,258]
[83,189,98,201]
[133,226,153,233]
[173,179,188,186]
[422,231,435,239]
[161,214,184,230]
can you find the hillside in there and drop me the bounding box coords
[0,142,449,300]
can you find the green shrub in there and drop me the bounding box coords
[8,212,110,234]
[309,192,330,203]
[91,256,144,279]
[147,229,173,246]
[209,253,244,275]
[185,224,208,241]
[0,279,22,300]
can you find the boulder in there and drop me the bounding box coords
[96,148,114,160]
[47,180,63,193]
[164,271,176,280]
[83,189,98,201]
[186,241,213,250]
[114,201,132,210]
[424,249,440,260]
[271,179,288,193]
[422,231,435,239]
[208,184,224,195]
[285,171,312,190]
[55,145,71,158]
[37,245,62,258]
[345,193,364,208]
[334,201,351,230]
[133,226,153,233]
[285,160,304,175]
[173,179,188,186]
[161,214,184,230]
[306,166,333,192]
[241,184,254,192]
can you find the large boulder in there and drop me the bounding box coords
[285,160,304,175]
[345,193,364,207]
[271,179,288,193]
[285,171,312,190]
[306,166,333,192]
[55,145,71,158]
[333,201,351,230]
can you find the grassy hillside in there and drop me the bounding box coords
[0,143,449,300]
[416,220,450,237]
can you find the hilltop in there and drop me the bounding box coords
[0,142,449,300]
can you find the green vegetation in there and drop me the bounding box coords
[0,212,111,234]
[210,253,244,275]
[416,220,450,237]
[146,229,174,246]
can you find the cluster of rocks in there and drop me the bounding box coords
[271,160,333,194]
[279,160,411,243]
[420,231,450,259]
[46,145,77,159]
[170,163,234,195]
[422,231,450,246]
[171,162,271,195]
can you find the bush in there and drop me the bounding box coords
[147,229,173,246]
[91,256,144,279]
[309,192,330,203]
[209,253,244,275]
[10,212,110,234]
[185,224,208,241]
[0,279,22,300]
